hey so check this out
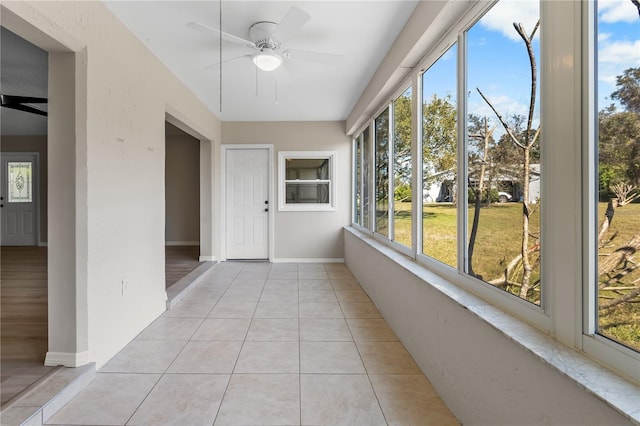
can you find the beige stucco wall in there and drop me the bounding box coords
[2,1,221,368]
[222,121,351,260]
[1,135,48,243]
[165,126,200,244]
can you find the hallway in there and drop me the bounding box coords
[45,262,458,425]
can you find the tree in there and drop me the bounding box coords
[422,94,457,205]
[393,93,412,191]
[598,68,640,196]
[475,20,541,299]
[422,94,457,174]
[467,115,496,276]
[611,67,640,113]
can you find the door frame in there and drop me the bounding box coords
[0,152,40,246]
[221,144,274,262]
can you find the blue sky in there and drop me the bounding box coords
[421,0,639,122]
[597,0,640,109]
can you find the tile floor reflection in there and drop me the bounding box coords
[45,262,459,426]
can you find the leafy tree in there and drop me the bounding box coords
[468,114,497,205]
[422,94,457,175]
[598,68,640,196]
[393,93,412,186]
[611,67,640,113]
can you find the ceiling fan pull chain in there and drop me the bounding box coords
[256,67,259,97]
[275,79,278,104]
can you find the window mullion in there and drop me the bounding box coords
[412,74,421,258]
[388,104,395,241]
[457,30,468,274]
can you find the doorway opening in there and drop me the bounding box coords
[0,26,54,406]
[164,121,201,288]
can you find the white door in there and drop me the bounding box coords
[1,153,38,246]
[226,148,269,259]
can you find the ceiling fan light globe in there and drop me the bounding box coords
[252,52,283,71]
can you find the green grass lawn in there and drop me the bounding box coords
[597,202,640,351]
[390,201,639,351]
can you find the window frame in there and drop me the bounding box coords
[349,0,639,383]
[353,125,374,234]
[278,151,337,212]
[581,0,640,383]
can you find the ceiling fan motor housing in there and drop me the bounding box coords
[249,21,280,50]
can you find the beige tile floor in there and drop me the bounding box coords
[45,262,459,426]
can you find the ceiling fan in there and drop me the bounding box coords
[187,6,343,72]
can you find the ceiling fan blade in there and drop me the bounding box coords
[270,7,310,42]
[187,21,256,49]
[204,54,252,69]
[284,49,343,65]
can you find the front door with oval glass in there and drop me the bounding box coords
[1,153,38,246]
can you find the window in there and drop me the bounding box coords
[353,127,371,229]
[350,0,639,383]
[393,87,413,248]
[354,134,362,224]
[421,44,457,268]
[465,1,542,305]
[7,161,33,203]
[278,151,336,211]
[372,88,413,249]
[375,108,390,236]
[593,0,640,352]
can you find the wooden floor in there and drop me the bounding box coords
[0,246,54,405]
[1,245,200,407]
[165,245,200,288]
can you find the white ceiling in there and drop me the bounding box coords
[103,1,419,122]
[1,1,418,135]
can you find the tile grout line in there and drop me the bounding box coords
[298,266,303,426]
[209,263,248,426]
[124,270,224,426]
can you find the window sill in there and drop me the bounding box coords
[345,226,640,424]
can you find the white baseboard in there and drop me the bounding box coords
[165,241,200,246]
[272,258,345,264]
[199,256,216,262]
[45,350,91,367]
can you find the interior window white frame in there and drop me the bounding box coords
[371,79,416,257]
[348,0,638,383]
[416,37,460,277]
[581,0,640,383]
[278,151,337,212]
[352,125,375,235]
[352,133,362,225]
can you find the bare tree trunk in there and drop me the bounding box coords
[468,118,494,276]
[519,147,533,298]
[597,198,618,247]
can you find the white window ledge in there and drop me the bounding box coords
[345,227,640,423]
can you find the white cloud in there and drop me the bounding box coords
[598,0,639,24]
[598,32,612,42]
[599,39,640,65]
[479,0,540,42]
[468,92,536,128]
